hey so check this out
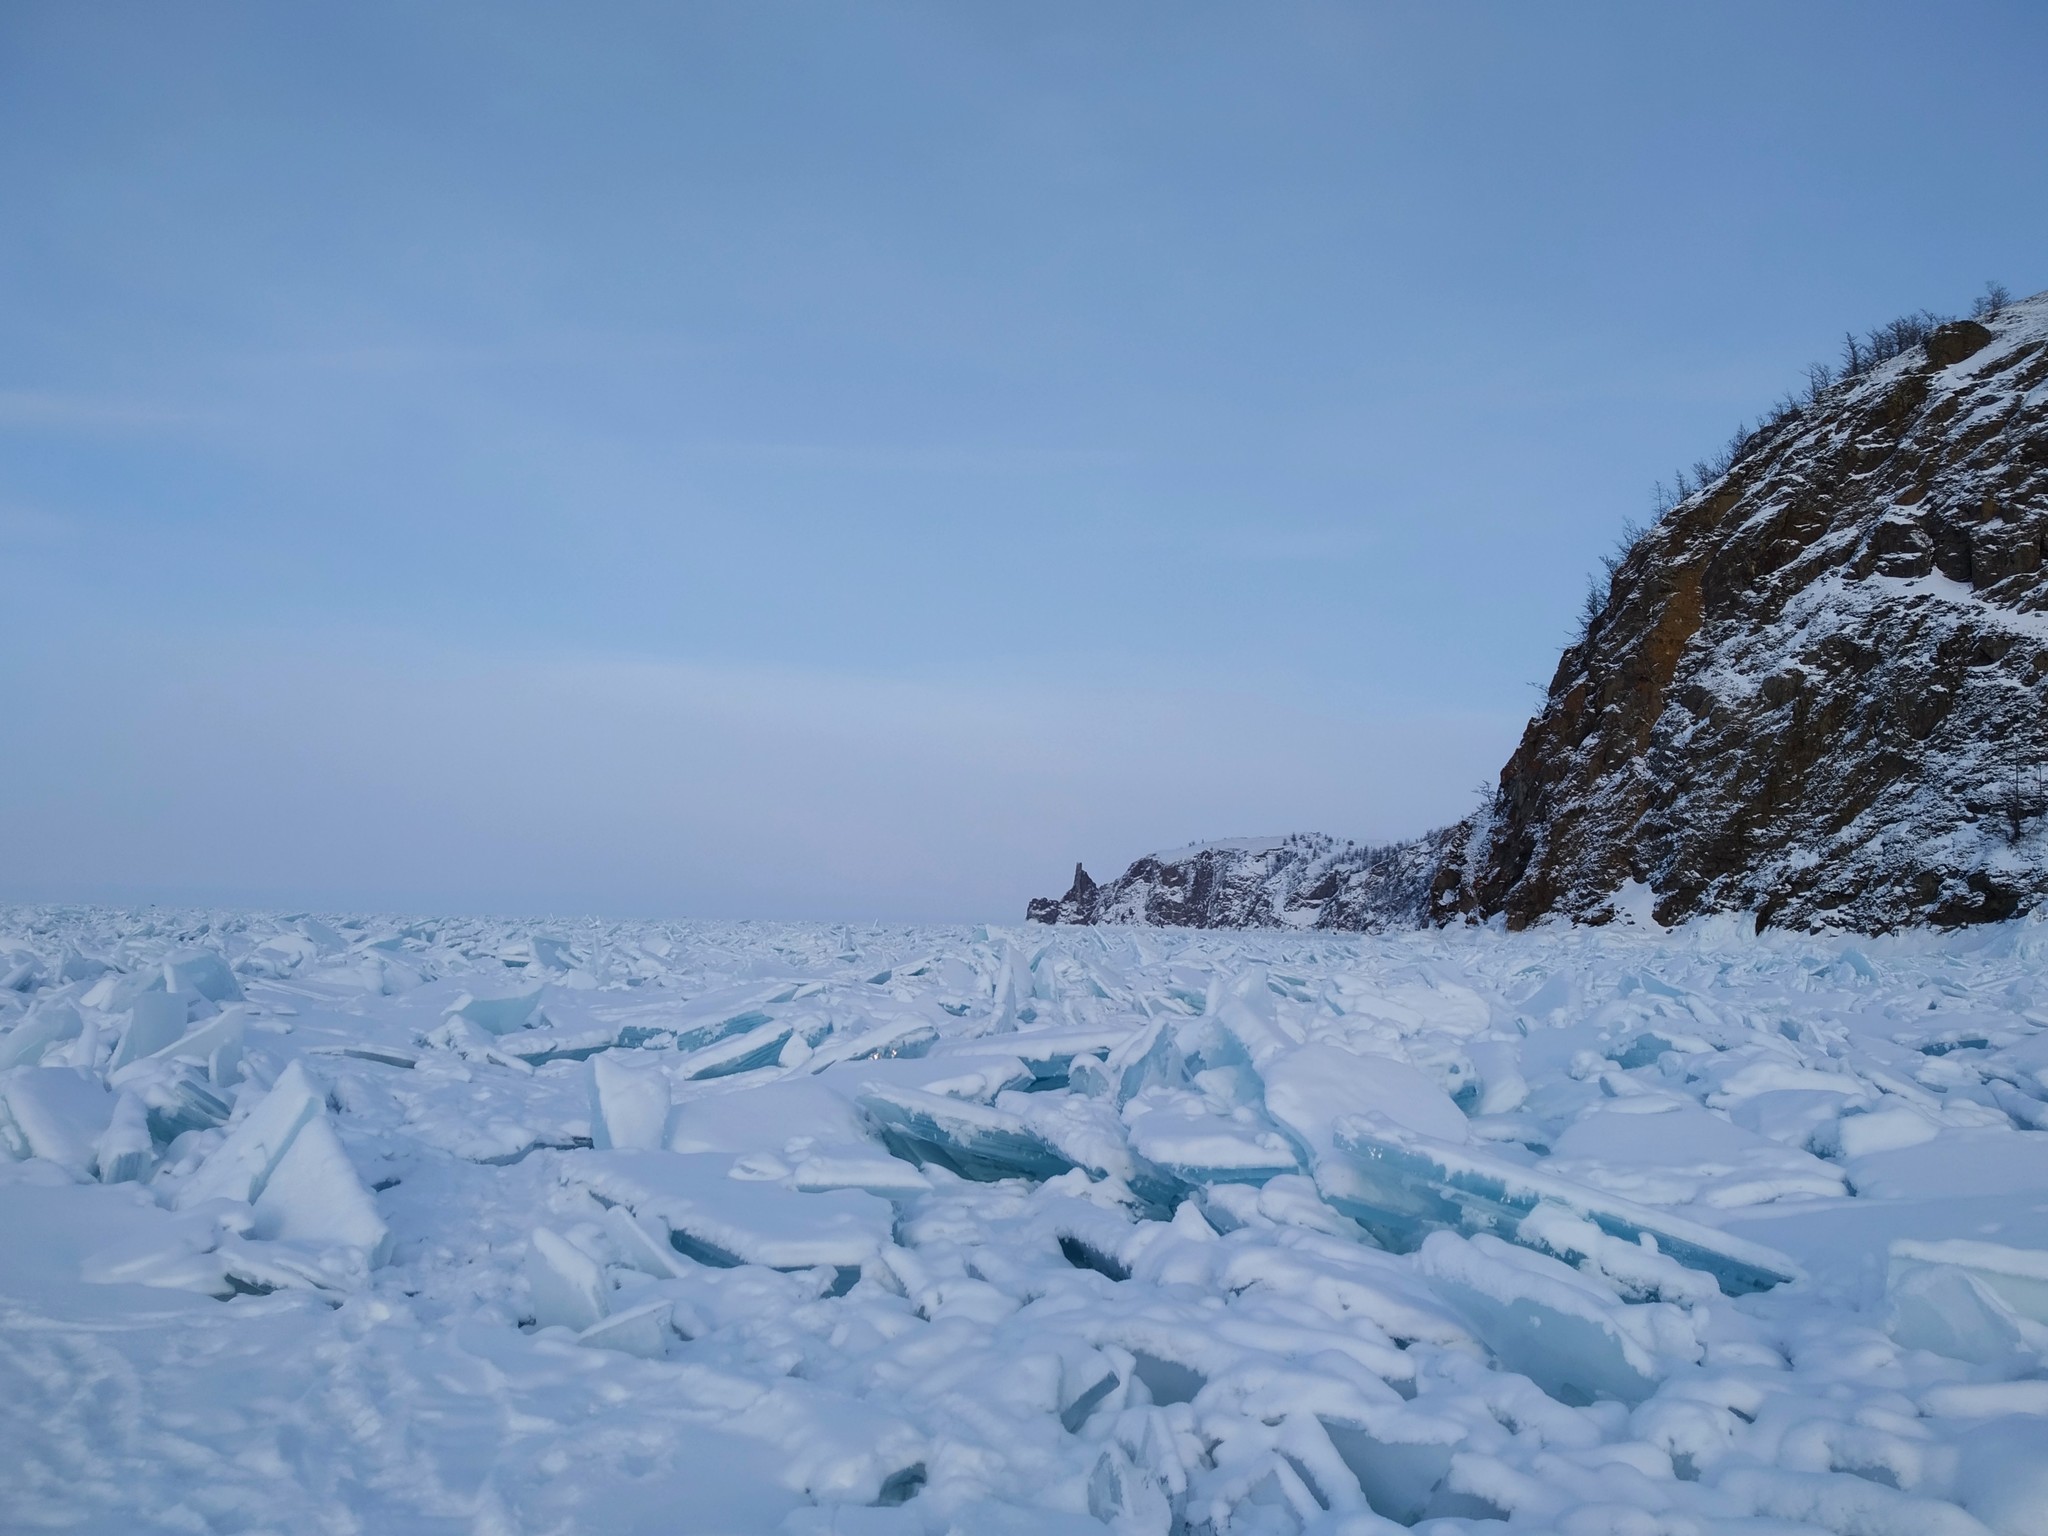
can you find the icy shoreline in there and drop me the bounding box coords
[4,906,2048,1533]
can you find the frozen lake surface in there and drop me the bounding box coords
[4,906,2048,1534]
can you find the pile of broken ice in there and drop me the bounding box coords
[5,906,2048,1534]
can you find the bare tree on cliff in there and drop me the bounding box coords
[1987,727,2047,845]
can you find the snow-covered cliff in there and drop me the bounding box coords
[1445,291,2048,931]
[1035,289,2048,932]
[1027,830,1454,933]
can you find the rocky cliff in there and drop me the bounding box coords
[1034,289,2048,933]
[1444,292,2048,931]
[1027,831,1453,933]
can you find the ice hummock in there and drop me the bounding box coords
[4,900,2048,1533]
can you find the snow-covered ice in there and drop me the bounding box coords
[5,906,2048,1533]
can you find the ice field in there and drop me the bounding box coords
[5,908,2048,1535]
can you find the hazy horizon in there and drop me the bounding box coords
[5,1,2045,921]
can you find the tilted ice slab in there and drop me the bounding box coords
[1416,1231,1700,1405]
[1260,1040,1472,1155]
[174,1060,327,1208]
[493,1022,626,1065]
[94,1092,155,1184]
[1889,1236,2048,1323]
[588,1051,672,1151]
[676,1017,798,1080]
[561,1149,894,1273]
[1120,1097,1299,1186]
[0,999,84,1070]
[109,991,191,1069]
[800,1015,938,1071]
[1886,1236,2048,1366]
[525,1226,610,1331]
[856,1083,1075,1184]
[1545,1098,1849,1208]
[931,1023,1128,1087]
[1325,1112,1798,1294]
[248,1113,389,1258]
[161,949,243,1004]
[0,1065,114,1174]
[441,985,547,1035]
[664,1076,932,1196]
[172,1060,390,1265]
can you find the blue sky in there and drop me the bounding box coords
[3,2,2044,921]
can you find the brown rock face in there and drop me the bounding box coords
[1446,293,2048,932]
[1925,319,1994,369]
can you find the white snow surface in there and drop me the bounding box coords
[5,905,2048,1534]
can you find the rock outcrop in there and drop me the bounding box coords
[1028,832,1453,932]
[1033,291,2048,933]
